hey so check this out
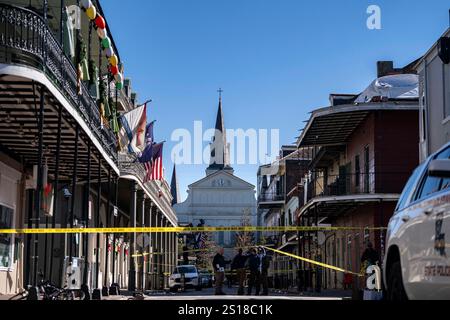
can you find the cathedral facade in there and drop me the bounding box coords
[172,95,257,255]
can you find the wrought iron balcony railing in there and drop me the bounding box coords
[304,172,408,202]
[118,153,177,224]
[258,192,285,203]
[0,4,118,162]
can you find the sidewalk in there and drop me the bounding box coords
[270,288,352,299]
[0,294,16,301]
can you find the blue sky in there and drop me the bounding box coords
[102,0,450,201]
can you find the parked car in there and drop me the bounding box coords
[383,142,450,300]
[198,270,213,288]
[169,265,202,292]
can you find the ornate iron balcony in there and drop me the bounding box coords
[0,4,118,162]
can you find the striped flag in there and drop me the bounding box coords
[149,143,164,181]
[118,103,147,154]
[143,162,153,183]
[199,233,207,248]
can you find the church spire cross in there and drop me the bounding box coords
[217,88,223,101]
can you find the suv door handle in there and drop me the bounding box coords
[424,209,433,216]
[402,215,411,223]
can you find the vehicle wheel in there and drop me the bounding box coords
[387,261,408,301]
[195,285,202,291]
[169,287,178,293]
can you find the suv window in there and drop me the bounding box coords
[415,146,450,201]
[437,148,450,192]
[178,266,197,274]
[396,164,425,211]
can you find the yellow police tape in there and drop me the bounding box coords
[262,246,363,277]
[0,226,386,234]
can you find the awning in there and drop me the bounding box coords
[298,194,400,221]
[297,102,418,147]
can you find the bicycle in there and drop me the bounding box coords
[8,272,77,301]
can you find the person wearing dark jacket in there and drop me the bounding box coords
[361,242,380,266]
[246,248,259,295]
[212,247,231,295]
[231,248,249,295]
[254,247,269,295]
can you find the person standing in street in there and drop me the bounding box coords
[361,242,380,267]
[212,247,231,295]
[256,247,269,296]
[246,248,259,295]
[231,248,249,295]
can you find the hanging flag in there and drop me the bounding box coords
[138,143,154,164]
[118,103,147,154]
[134,105,147,150]
[41,184,54,217]
[145,120,155,145]
[145,142,164,182]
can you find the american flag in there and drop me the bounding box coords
[195,232,207,249]
[143,162,153,183]
[199,233,207,248]
[149,142,164,181]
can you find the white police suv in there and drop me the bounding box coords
[384,142,450,300]
[169,265,202,292]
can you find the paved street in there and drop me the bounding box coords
[103,286,350,300]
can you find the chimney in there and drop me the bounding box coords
[377,61,394,78]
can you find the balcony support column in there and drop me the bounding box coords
[69,125,79,264]
[103,168,111,295]
[152,206,158,290]
[164,219,169,288]
[48,104,62,282]
[31,85,45,290]
[82,141,91,286]
[137,192,145,292]
[159,215,165,290]
[315,205,321,293]
[110,177,119,294]
[307,214,312,291]
[92,158,102,299]
[147,202,153,291]
[128,182,137,292]
[154,210,160,290]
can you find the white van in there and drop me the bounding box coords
[383,142,450,300]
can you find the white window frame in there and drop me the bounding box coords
[0,201,15,272]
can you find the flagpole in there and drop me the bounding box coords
[139,99,152,107]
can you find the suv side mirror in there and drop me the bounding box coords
[428,159,450,178]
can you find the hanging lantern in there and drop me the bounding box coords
[97,27,107,39]
[110,65,119,76]
[80,0,92,9]
[86,6,96,20]
[114,72,123,83]
[109,54,118,67]
[105,47,114,58]
[116,81,123,91]
[95,15,106,30]
[102,37,111,49]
